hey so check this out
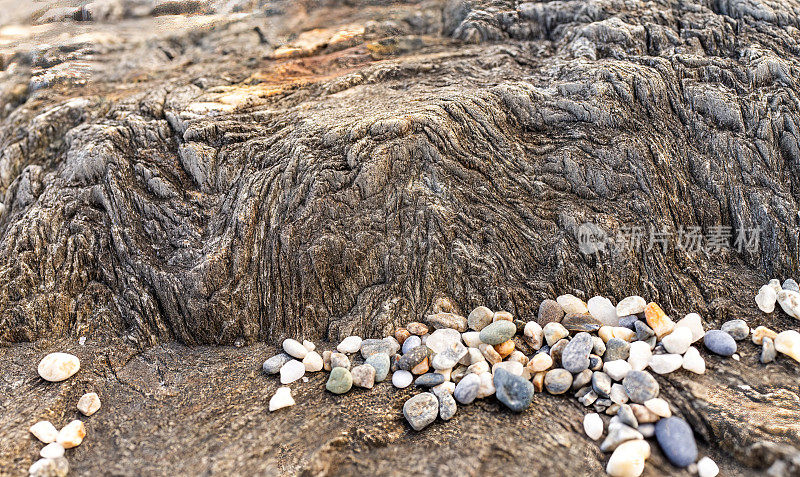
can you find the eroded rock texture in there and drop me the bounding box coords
[0,0,799,474]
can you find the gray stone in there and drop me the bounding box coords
[618,315,638,330]
[761,337,777,364]
[592,371,612,398]
[703,330,737,356]
[561,332,593,373]
[479,320,516,345]
[326,367,353,394]
[360,338,400,359]
[592,336,607,356]
[783,279,800,292]
[600,423,643,452]
[426,312,468,332]
[493,368,535,412]
[431,343,468,370]
[415,372,445,387]
[437,391,457,421]
[365,353,391,382]
[454,373,481,404]
[603,338,630,362]
[588,354,603,371]
[468,306,493,331]
[263,353,292,374]
[402,335,422,355]
[403,393,439,431]
[617,403,638,428]
[330,352,351,370]
[720,319,749,341]
[544,368,573,395]
[578,388,598,406]
[622,370,659,404]
[634,320,654,341]
[538,299,564,326]
[397,345,430,370]
[655,417,698,468]
[571,369,593,391]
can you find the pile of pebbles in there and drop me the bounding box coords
[28,352,101,477]
[264,287,800,477]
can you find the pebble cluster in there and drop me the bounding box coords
[264,283,800,477]
[28,352,100,477]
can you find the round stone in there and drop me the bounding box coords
[584,412,604,440]
[279,360,305,384]
[414,372,445,387]
[493,368,534,412]
[604,338,631,362]
[302,351,324,372]
[37,353,80,382]
[402,335,422,354]
[29,457,69,477]
[282,338,308,359]
[330,352,351,370]
[588,296,618,326]
[627,341,651,372]
[537,299,565,326]
[592,371,612,398]
[454,373,481,404]
[492,360,524,377]
[755,285,778,313]
[392,370,413,388]
[407,322,429,335]
[778,289,800,319]
[426,328,462,353]
[783,279,800,292]
[269,386,295,412]
[479,320,516,345]
[468,306,494,331]
[326,367,353,394]
[526,352,553,373]
[403,393,439,431]
[477,371,496,398]
[617,403,637,427]
[655,417,698,468]
[556,294,588,314]
[682,346,705,374]
[697,457,719,477]
[623,371,659,403]
[543,322,569,347]
[544,368,573,395]
[263,353,292,374]
[397,345,430,370]
[523,321,544,349]
[662,327,692,354]
[648,354,683,375]
[616,296,646,317]
[606,439,650,477]
[337,336,363,354]
[675,313,705,343]
[721,319,749,341]
[603,360,633,381]
[351,364,376,388]
[610,384,629,405]
[365,353,390,382]
[77,392,101,416]
[644,397,671,417]
[775,330,800,362]
[703,330,737,356]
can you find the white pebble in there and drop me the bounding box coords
[392,370,413,388]
[775,330,800,362]
[30,421,59,444]
[588,296,618,326]
[462,331,482,348]
[583,413,604,440]
[77,392,101,416]
[682,346,706,374]
[279,360,305,384]
[477,371,496,398]
[303,340,316,351]
[40,443,65,459]
[57,420,85,449]
[648,354,683,375]
[492,361,523,376]
[778,290,800,320]
[616,296,646,317]
[269,386,295,412]
[37,353,80,382]
[337,336,363,354]
[662,327,692,355]
[675,313,705,343]
[644,398,671,417]
[302,351,324,372]
[426,328,462,353]
[557,294,588,314]
[697,456,719,477]
[603,360,632,381]
[606,439,650,477]
[756,285,777,313]
[627,341,652,371]
[282,339,308,359]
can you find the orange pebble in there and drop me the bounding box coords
[494,340,515,358]
[645,302,675,338]
[395,328,411,344]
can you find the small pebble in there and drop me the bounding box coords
[351,364,376,388]
[269,386,295,411]
[592,371,612,398]
[721,319,749,340]
[638,423,655,437]
[761,337,777,364]
[411,357,430,375]
[572,369,593,391]
[395,328,411,344]
[756,285,778,313]
[627,341,652,372]
[330,352,351,370]
[326,367,353,394]
[492,310,513,322]
[427,312,467,332]
[655,417,698,468]
[584,412,604,440]
[751,325,778,345]
[588,296,618,326]
[462,332,482,348]
[675,313,705,342]
[703,330,737,356]
[606,439,650,477]
[617,403,638,428]
[644,302,675,338]
[30,421,59,444]
[479,343,502,365]
[280,360,305,384]
[37,353,80,382]
[477,371,496,398]
[523,321,544,350]
[303,340,315,351]
[468,361,490,375]
[561,332,593,373]
[543,322,569,346]
[337,336,363,354]
[549,338,569,367]
[29,457,69,477]
[775,330,800,362]
[783,278,800,292]
[263,353,292,374]
[365,353,390,381]
[648,354,683,375]
[697,456,720,477]
[544,368,573,395]
[407,322,429,335]
[403,393,439,431]
[603,360,632,381]
[468,306,494,331]
[437,391,457,421]
[630,403,659,423]
[40,443,65,459]
[282,338,308,359]
[397,345,429,370]
[479,320,516,345]
[777,290,800,320]
[662,327,692,354]
[493,340,515,358]
[77,392,101,416]
[601,422,643,452]
[604,338,631,362]
[56,420,85,449]
[392,370,413,388]
[557,294,588,314]
[644,397,671,417]
[454,373,481,404]
[322,351,332,371]
[610,384,629,405]
[494,368,535,412]
[402,335,422,354]
[360,338,400,358]
[492,360,524,377]
[303,351,324,372]
[538,299,565,326]
[682,346,706,374]
[618,315,638,330]
[616,296,647,316]
[415,372,445,387]
[623,371,659,404]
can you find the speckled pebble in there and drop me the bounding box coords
[721,319,749,341]
[623,371,659,404]
[403,392,439,431]
[544,368,573,395]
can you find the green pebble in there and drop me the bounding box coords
[479,320,516,345]
[326,367,353,394]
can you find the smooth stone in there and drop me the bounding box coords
[604,360,633,381]
[431,343,468,370]
[644,302,675,338]
[682,346,706,374]
[37,353,80,382]
[492,310,514,322]
[337,336,363,354]
[392,370,413,388]
[468,361,490,375]
[601,422,644,452]
[655,417,698,468]
[415,372,445,387]
[599,326,636,343]
[526,353,553,373]
[477,371,496,398]
[77,392,101,416]
[592,371,612,398]
[479,343,502,365]
[561,332,593,373]
[649,354,683,375]
[432,381,455,396]
[721,319,749,341]
[479,320,516,345]
[402,335,423,355]
[454,373,481,404]
[617,403,638,427]
[703,330,737,356]
[623,371,659,403]
[351,364,376,388]
[593,336,607,356]
[29,457,69,477]
[610,384,629,405]
[631,403,660,424]
[618,315,639,330]
[492,360,524,377]
[425,328,461,353]
[557,294,588,314]
[761,337,777,363]
[407,322,429,335]
[426,312,467,332]
[494,339,516,359]
[40,442,65,459]
[756,285,778,313]
[462,331,482,348]
[662,327,692,355]
[403,393,439,431]
[638,423,655,438]
[57,420,85,449]
[604,338,631,362]
[752,325,778,345]
[397,346,430,370]
[697,457,720,477]
[494,368,535,412]
[584,412,604,440]
[326,367,353,394]
[365,353,390,382]
[627,341,652,371]
[588,296,618,326]
[571,369,593,391]
[544,368,573,395]
[303,351,324,372]
[538,299,565,325]
[282,338,308,359]
[468,306,494,331]
[522,322,544,350]
[775,330,800,362]
[30,421,59,444]
[330,352,351,370]
[437,391,457,421]
[543,322,569,346]
[589,354,603,371]
[360,338,400,359]
[633,321,654,341]
[616,296,646,317]
[280,360,305,384]
[783,279,800,292]
[644,397,671,417]
[561,312,602,333]
[263,353,292,374]
[411,357,430,375]
[507,350,528,366]
[606,440,650,477]
[777,289,800,319]
[269,386,295,411]
[675,313,705,343]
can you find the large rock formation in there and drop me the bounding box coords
[0,0,799,475]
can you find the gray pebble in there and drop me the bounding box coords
[600,423,643,452]
[619,315,638,330]
[592,371,612,398]
[468,306,493,331]
[427,312,467,332]
[617,403,638,428]
[703,330,737,356]
[403,393,439,431]
[721,319,749,341]
[571,369,593,391]
[415,373,445,387]
[402,335,422,355]
[397,345,430,370]
[360,338,400,359]
[263,353,292,374]
[330,352,351,370]
[623,370,659,404]
[588,354,603,371]
[538,299,564,326]
[544,368,573,395]
[761,337,777,364]
[437,391,457,420]
[365,353,390,382]
[655,417,698,467]
[454,373,481,404]
[592,336,607,356]
[783,279,800,292]
[479,320,517,345]
[561,332,594,373]
[604,338,631,362]
[494,368,535,412]
[578,388,598,406]
[634,320,654,341]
